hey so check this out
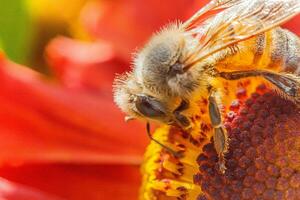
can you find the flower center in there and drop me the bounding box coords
[140,80,300,200]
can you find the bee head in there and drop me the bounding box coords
[113,73,172,124]
[134,24,202,98]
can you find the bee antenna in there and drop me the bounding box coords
[146,122,182,158]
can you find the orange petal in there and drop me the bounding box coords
[0,163,140,200]
[0,177,63,200]
[0,54,147,165]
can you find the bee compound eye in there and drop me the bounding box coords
[135,95,166,118]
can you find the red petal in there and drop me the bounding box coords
[283,14,300,36]
[46,36,126,92]
[0,163,140,200]
[80,0,208,61]
[0,54,147,165]
[0,177,63,200]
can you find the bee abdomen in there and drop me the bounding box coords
[214,28,300,73]
[252,33,266,65]
[283,31,300,75]
[267,28,300,74]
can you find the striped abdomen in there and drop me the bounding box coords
[215,27,300,75]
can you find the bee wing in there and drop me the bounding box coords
[183,0,300,68]
[183,0,247,30]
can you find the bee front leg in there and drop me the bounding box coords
[208,89,229,174]
[173,100,191,128]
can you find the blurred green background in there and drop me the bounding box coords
[0,0,32,64]
[0,0,88,73]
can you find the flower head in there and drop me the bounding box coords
[140,79,300,200]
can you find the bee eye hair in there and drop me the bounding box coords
[135,95,166,118]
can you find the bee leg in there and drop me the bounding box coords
[173,100,191,128]
[208,90,229,174]
[261,72,300,103]
[219,70,300,103]
[219,70,262,80]
[146,122,183,158]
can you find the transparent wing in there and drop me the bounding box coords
[183,0,247,30]
[183,0,300,69]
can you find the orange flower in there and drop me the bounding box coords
[0,1,299,200]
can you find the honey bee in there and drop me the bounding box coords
[113,0,300,173]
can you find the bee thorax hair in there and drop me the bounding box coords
[167,68,209,97]
[133,25,182,94]
[134,23,207,98]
